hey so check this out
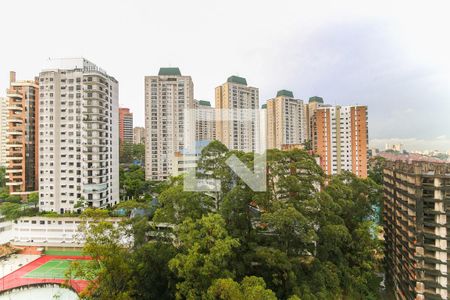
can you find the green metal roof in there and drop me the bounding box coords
[197,100,211,107]
[158,67,181,76]
[227,75,247,85]
[261,104,267,109]
[309,96,324,104]
[276,90,294,98]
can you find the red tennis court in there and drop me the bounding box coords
[0,255,91,293]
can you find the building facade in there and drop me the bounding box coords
[119,107,133,144]
[144,67,194,181]
[0,97,8,167]
[266,90,307,150]
[312,105,368,178]
[383,161,450,300]
[194,100,215,142]
[215,76,259,152]
[38,58,119,212]
[133,127,145,144]
[5,72,39,196]
[305,96,327,142]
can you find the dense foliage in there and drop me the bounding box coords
[0,167,39,219]
[120,142,145,164]
[71,141,383,299]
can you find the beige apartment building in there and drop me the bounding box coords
[304,96,327,142]
[0,97,8,167]
[215,76,259,152]
[133,127,145,144]
[5,72,39,196]
[312,104,368,178]
[194,100,215,142]
[383,161,450,300]
[266,90,307,150]
[144,68,194,181]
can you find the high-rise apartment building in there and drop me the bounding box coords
[119,107,133,144]
[312,105,368,178]
[194,100,215,142]
[133,127,145,144]
[304,96,327,142]
[0,97,8,167]
[215,76,259,152]
[144,68,194,181]
[5,72,39,196]
[266,90,307,150]
[383,161,450,300]
[38,58,119,212]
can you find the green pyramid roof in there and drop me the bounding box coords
[197,100,211,107]
[276,90,294,98]
[227,75,247,85]
[309,96,324,103]
[158,67,181,76]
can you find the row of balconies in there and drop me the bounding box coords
[83,183,108,193]
[85,171,109,178]
[83,100,108,108]
[84,92,108,100]
[84,124,109,130]
[82,156,109,163]
[83,85,108,94]
[83,76,108,86]
[82,148,109,154]
[83,116,108,123]
[6,88,23,99]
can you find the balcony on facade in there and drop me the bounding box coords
[6,89,23,99]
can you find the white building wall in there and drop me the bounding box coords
[38,58,119,213]
[111,81,120,206]
[0,216,172,247]
[6,217,121,246]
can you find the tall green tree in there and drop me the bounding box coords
[207,276,277,300]
[129,241,177,300]
[368,156,386,185]
[261,205,316,256]
[266,149,324,209]
[68,209,133,300]
[169,214,240,299]
[0,167,6,188]
[153,177,214,224]
[28,192,39,208]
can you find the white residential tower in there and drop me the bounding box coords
[38,58,119,212]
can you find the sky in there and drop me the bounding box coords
[0,0,449,151]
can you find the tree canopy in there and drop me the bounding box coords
[72,141,382,300]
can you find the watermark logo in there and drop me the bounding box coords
[183,108,267,192]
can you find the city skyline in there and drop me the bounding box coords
[0,2,448,299]
[0,1,449,151]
